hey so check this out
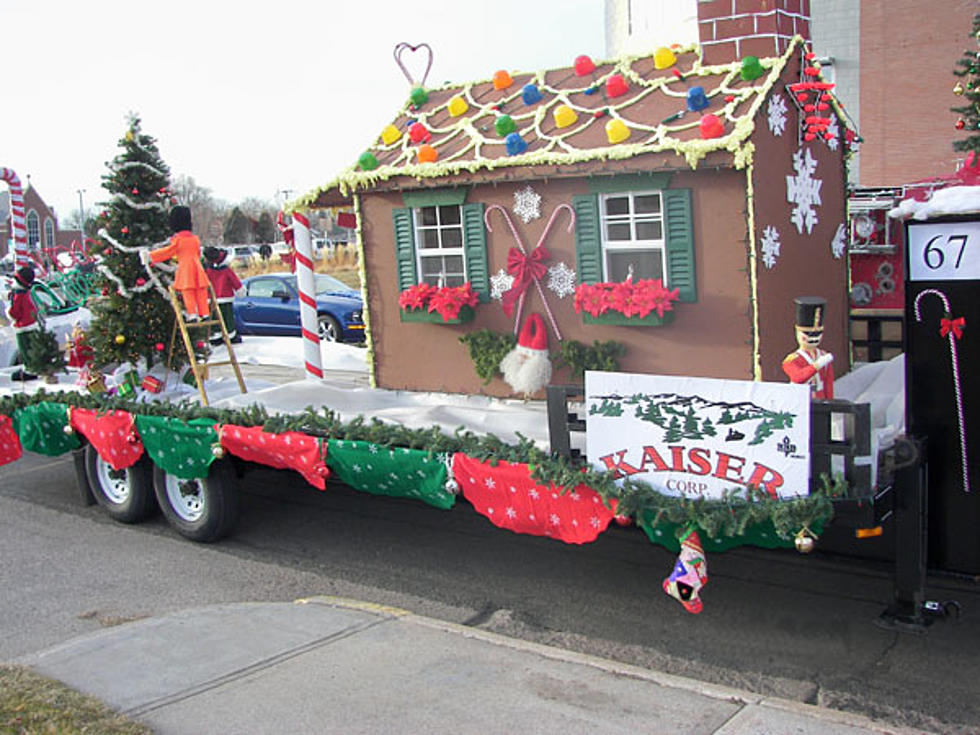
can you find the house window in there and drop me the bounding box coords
[26,211,40,248]
[414,204,466,287]
[44,218,55,249]
[599,191,665,281]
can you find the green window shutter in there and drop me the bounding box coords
[461,202,490,300]
[572,194,602,284]
[662,188,697,302]
[392,207,418,291]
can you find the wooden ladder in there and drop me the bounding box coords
[167,283,247,406]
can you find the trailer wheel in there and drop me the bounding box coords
[152,460,240,543]
[84,444,156,523]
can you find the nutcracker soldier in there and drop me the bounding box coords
[781,296,834,399]
[203,246,244,343]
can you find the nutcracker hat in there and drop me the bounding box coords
[517,312,548,353]
[793,296,826,332]
[204,246,227,264]
[168,205,193,233]
[14,265,35,288]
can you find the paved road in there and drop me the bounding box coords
[2,451,978,733]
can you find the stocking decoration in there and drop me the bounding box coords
[663,528,708,614]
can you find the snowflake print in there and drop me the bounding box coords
[546,262,576,299]
[760,225,781,269]
[830,223,847,259]
[767,93,788,136]
[529,488,540,499]
[490,268,515,301]
[549,513,561,526]
[484,476,496,490]
[513,185,542,223]
[786,147,822,235]
[506,507,517,519]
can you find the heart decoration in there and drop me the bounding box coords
[393,42,433,88]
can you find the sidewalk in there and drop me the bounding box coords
[15,596,926,735]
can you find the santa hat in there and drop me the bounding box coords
[517,312,548,353]
[500,312,552,396]
[14,265,35,288]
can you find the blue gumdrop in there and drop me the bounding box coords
[505,132,528,156]
[686,85,710,112]
[522,83,542,105]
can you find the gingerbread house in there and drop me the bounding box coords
[298,31,852,398]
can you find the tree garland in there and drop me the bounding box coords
[0,390,839,542]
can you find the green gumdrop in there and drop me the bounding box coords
[409,86,429,107]
[495,114,516,137]
[358,152,379,171]
[740,56,764,81]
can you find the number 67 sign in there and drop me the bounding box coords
[907,220,980,281]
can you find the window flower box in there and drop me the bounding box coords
[574,278,680,326]
[398,282,479,324]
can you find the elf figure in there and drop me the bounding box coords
[203,247,244,344]
[66,321,94,368]
[6,266,39,381]
[500,312,553,397]
[144,206,210,319]
[781,296,834,399]
[663,528,709,614]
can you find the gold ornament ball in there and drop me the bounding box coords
[795,533,815,554]
[211,444,226,458]
[954,82,965,96]
[63,424,74,435]
[114,334,126,345]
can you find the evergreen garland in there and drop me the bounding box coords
[0,389,839,543]
[553,339,627,380]
[458,329,516,384]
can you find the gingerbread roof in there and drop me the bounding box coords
[297,36,814,210]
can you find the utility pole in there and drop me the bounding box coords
[76,189,86,244]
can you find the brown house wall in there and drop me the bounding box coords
[361,169,755,398]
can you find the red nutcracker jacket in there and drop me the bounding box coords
[204,263,243,303]
[781,348,834,399]
[6,284,38,332]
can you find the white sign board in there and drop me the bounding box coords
[907,220,980,281]
[585,372,811,500]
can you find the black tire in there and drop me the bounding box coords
[84,444,156,523]
[317,313,341,343]
[152,459,240,543]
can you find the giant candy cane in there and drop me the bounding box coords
[292,212,323,380]
[1,168,29,267]
[914,288,970,493]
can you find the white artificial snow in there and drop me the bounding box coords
[767,94,788,137]
[512,185,542,224]
[889,185,980,220]
[786,147,822,235]
[546,262,577,298]
[830,222,847,259]
[760,225,781,269]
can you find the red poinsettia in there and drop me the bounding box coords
[398,283,437,311]
[399,282,478,321]
[574,278,680,319]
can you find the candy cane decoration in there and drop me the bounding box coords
[914,288,970,493]
[1,167,29,267]
[292,211,323,380]
[484,203,574,340]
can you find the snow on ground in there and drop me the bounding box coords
[889,185,980,220]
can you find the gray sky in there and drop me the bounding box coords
[2,0,605,219]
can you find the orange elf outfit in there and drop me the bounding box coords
[150,230,210,317]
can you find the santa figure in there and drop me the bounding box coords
[781,296,834,399]
[500,312,552,397]
[6,265,39,381]
[203,247,244,344]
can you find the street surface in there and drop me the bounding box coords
[1,450,978,733]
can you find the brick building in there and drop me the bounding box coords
[1,182,81,262]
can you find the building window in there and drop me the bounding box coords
[599,191,665,281]
[414,205,466,287]
[44,218,55,249]
[26,211,40,248]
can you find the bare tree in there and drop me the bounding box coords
[172,175,228,246]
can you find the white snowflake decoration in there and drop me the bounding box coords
[786,147,822,235]
[490,268,515,301]
[513,185,542,224]
[825,117,840,151]
[760,225,781,269]
[767,94,788,137]
[546,262,577,298]
[830,223,847,259]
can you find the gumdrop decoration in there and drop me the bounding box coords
[409,122,431,143]
[740,55,764,81]
[358,152,379,171]
[606,74,629,98]
[381,124,402,145]
[447,95,469,116]
[417,144,438,163]
[699,114,724,139]
[409,86,429,107]
[493,70,513,90]
[605,118,630,143]
[554,105,578,128]
[654,47,676,69]
[505,132,528,156]
[574,55,595,76]
[662,528,708,614]
[495,115,517,137]
[522,84,542,105]
[686,86,709,112]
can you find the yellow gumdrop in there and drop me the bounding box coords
[447,96,469,116]
[654,47,677,70]
[381,124,402,145]
[554,104,578,129]
[605,118,631,144]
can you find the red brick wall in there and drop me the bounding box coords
[698,0,811,65]
[858,0,974,185]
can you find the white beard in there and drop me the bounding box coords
[500,345,552,396]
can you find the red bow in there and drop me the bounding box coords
[940,315,966,340]
[501,245,549,316]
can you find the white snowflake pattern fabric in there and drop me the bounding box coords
[786,147,822,235]
[546,262,576,298]
[760,225,781,269]
[767,94,788,137]
[825,117,840,151]
[830,223,847,259]
[513,185,542,224]
[490,268,515,301]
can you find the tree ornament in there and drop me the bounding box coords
[136,277,145,286]
[155,342,165,352]
[794,527,816,553]
[63,424,75,435]
[956,118,966,130]
[131,187,138,195]
[114,334,126,345]
[121,227,129,234]
[211,443,226,458]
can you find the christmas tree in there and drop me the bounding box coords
[89,115,184,370]
[21,325,66,379]
[952,13,980,154]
